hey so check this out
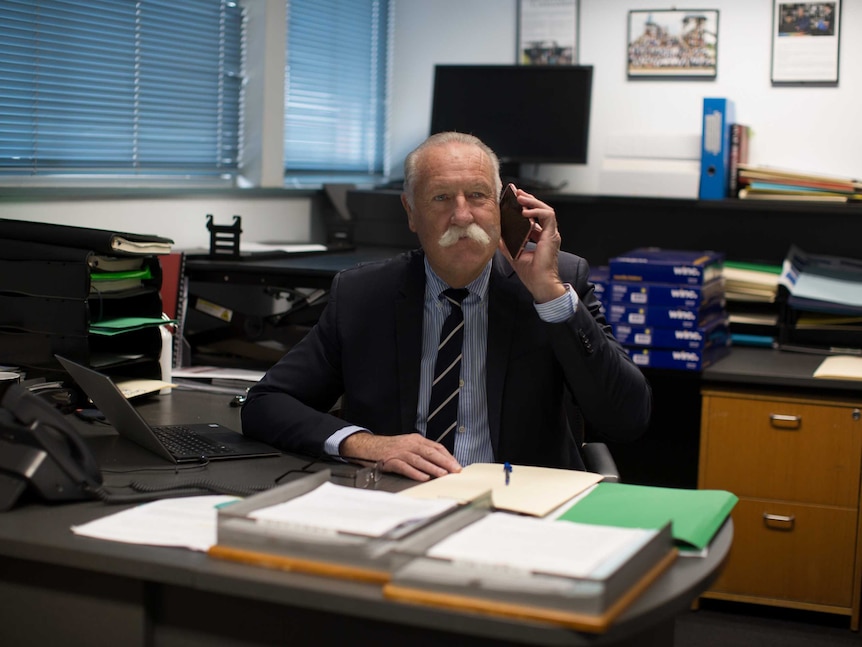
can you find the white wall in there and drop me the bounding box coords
[390,0,861,195]
[3,0,858,244]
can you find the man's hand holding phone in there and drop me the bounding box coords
[499,183,533,260]
[498,184,567,304]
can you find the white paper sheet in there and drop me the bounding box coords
[427,512,654,579]
[71,495,240,552]
[249,482,457,537]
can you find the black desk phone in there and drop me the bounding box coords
[0,384,102,511]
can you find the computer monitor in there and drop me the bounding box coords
[429,64,593,183]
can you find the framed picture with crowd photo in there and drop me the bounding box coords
[518,0,579,65]
[627,9,719,79]
[771,1,840,85]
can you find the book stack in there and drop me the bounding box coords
[722,260,781,347]
[606,248,731,371]
[0,218,174,380]
[736,164,862,202]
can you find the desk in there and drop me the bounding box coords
[0,391,731,647]
[185,246,407,290]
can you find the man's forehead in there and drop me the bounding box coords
[419,146,495,190]
[424,173,494,190]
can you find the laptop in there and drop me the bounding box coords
[56,355,281,463]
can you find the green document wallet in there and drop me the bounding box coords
[558,483,738,552]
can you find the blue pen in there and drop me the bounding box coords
[503,462,512,486]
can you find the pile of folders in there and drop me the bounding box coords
[0,218,174,381]
[592,248,730,371]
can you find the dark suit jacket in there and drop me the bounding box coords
[242,249,651,470]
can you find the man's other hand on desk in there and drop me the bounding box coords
[340,432,462,481]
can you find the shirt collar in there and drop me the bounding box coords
[423,255,491,303]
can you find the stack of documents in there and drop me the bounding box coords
[778,246,862,351]
[208,471,480,584]
[722,261,781,347]
[0,218,174,377]
[737,164,862,203]
[77,465,718,634]
[384,512,676,632]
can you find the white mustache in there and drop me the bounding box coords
[438,223,492,248]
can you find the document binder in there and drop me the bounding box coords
[698,97,735,200]
[0,240,162,299]
[777,246,862,351]
[208,470,491,584]
[0,218,174,256]
[383,515,676,633]
[0,229,168,377]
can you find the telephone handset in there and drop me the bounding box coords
[0,384,102,511]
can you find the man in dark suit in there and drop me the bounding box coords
[242,132,651,481]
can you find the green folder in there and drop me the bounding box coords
[558,483,737,551]
[90,267,153,281]
[89,317,176,336]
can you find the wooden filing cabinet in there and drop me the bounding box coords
[698,387,862,629]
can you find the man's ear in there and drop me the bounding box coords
[401,193,418,233]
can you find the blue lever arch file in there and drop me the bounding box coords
[698,97,735,200]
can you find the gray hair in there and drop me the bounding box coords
[402,132,502,208]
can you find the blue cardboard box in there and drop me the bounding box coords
[613,317,730,350]
[609,278,725,308]
[626,343,731,371]
[606,300,726,329]
[609,248,725,286]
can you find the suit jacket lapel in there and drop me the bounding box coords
[395,252,426,435]
[486,253,521,457]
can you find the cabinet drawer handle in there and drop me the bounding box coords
[763,513,795,530]
[769,414,801,429]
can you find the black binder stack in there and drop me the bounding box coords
[0,218,174,379]
[777,246,862,353]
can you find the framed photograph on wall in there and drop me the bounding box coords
[771,1,840,85]
[627,9,719,79]
[518,0,579,65]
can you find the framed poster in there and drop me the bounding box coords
[627,9,719,79]
[518,0,579,65]
[771,1,840,85]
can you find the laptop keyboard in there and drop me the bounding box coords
[152,425,234,457]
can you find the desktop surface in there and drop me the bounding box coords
[0,389,731,647]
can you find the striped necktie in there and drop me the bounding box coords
[427,288,469,453]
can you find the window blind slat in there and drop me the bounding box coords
[284,0,388,175]
[0,0,244,176]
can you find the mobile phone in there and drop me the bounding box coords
[499,183,532,260]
